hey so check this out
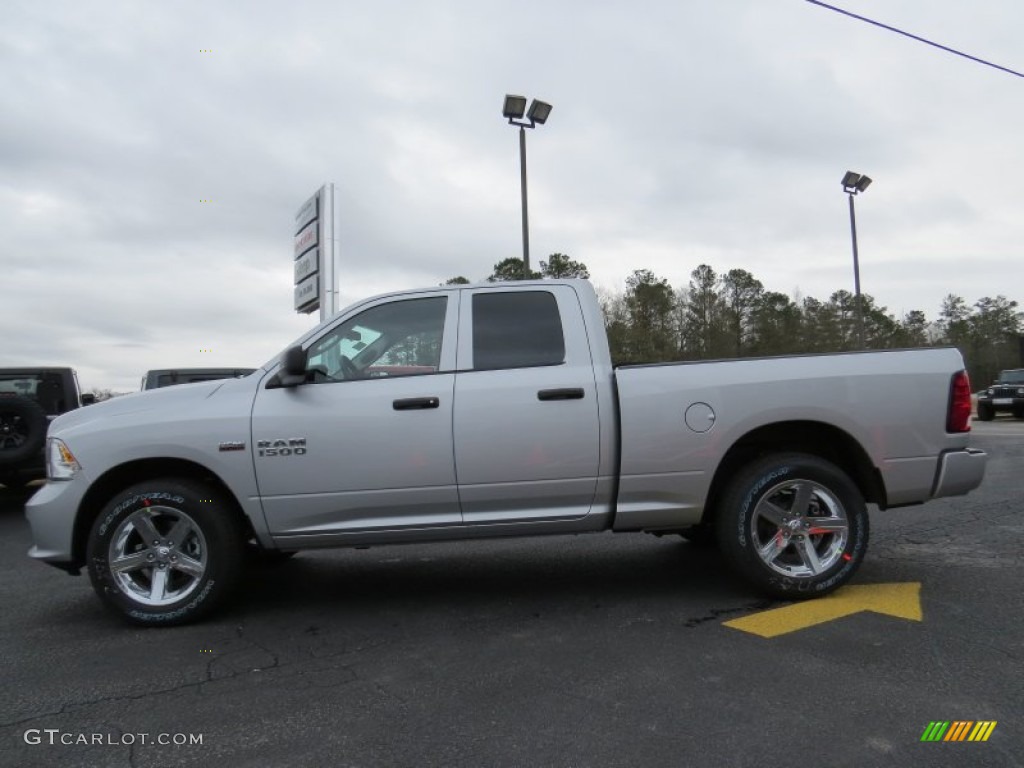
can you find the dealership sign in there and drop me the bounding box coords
[294,247,318,284]
[294,273,319,309]
[293,190,321,313]
[292,184,339,318]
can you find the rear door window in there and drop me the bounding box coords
[471,292,565,371]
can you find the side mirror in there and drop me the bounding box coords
[283,346,307,376]
[269,345,309,388]
[81,393,97,405]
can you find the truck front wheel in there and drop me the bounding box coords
[715,453,868,599]
[976,403,994,421]
[87,478,245,626]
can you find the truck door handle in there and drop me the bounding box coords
[393,397,440,410]
[537,388,585,401]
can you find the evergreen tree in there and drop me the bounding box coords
[487,257,542,281]
[721,269,764,356]
[540,253,590,279]
[622,269,677,363]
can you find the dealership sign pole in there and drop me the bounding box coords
[293,183,340,322]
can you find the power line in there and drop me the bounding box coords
[805,0,1024,79]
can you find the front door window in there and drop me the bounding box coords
[307,297,447,381]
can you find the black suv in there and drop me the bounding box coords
[976,368,1024,421]
[0,368,94,489]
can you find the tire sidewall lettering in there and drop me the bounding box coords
[737,466,791,547]
[127,579,216,624]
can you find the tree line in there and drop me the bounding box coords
[448,255,1023,388]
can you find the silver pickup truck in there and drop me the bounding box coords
[26,279,986,625]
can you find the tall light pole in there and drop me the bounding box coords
[841,170,872,348]
[502,94,552,277]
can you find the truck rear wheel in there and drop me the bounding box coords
[87,478,245,626]
[715,453,868,599]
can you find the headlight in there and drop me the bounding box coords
[1018,387,1024,396]
[47,438,81,480]
[986,388,994,396]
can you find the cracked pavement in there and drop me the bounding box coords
[1,420,1021,767]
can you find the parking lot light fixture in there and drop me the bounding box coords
[503,95,527,120]
[503,94,553,276]
[841,170,871,348]
[526,99,552,125]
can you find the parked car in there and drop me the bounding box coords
[0,368,93,489]
[140,368,256,390]
[26,280,985,625]
[975,368,1024,420]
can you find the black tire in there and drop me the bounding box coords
[0,396,48,467]
[87,478,245,626]
[715,453,869,600]
[976,403,994,421]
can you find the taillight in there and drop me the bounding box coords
[948,370,972,433]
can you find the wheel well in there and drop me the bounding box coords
[71,458,254,568]
[701,421,886,527]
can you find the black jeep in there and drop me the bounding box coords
[0,368,94,489]
[976,368,1024,421]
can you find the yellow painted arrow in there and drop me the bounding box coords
[724,582,922,638]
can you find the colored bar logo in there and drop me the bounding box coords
[921,721,997,742]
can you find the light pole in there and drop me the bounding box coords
[841,170,872,348]
[502,94,552,277]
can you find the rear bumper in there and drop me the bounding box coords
[932,448,987,498]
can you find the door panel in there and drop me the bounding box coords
[252,292,460,540]
[253,375,459,537]
[453,286,601,523]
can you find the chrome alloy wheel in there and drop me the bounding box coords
[107,506,208,606]
[750,479,849,578]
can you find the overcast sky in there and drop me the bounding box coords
[3,0,1023,391]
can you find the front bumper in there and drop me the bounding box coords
[932,448,987,498]
[978,395,1024,412]
[25,476,89,574]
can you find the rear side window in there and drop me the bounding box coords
[472,292,565,371]
[0,372,67,415]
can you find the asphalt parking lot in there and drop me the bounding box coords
[1,420,1021,768]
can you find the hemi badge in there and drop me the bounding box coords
[218,441,246,452]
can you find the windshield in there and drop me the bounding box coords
[998,370,1024,384]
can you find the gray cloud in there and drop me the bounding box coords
[2,0,1022,391]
